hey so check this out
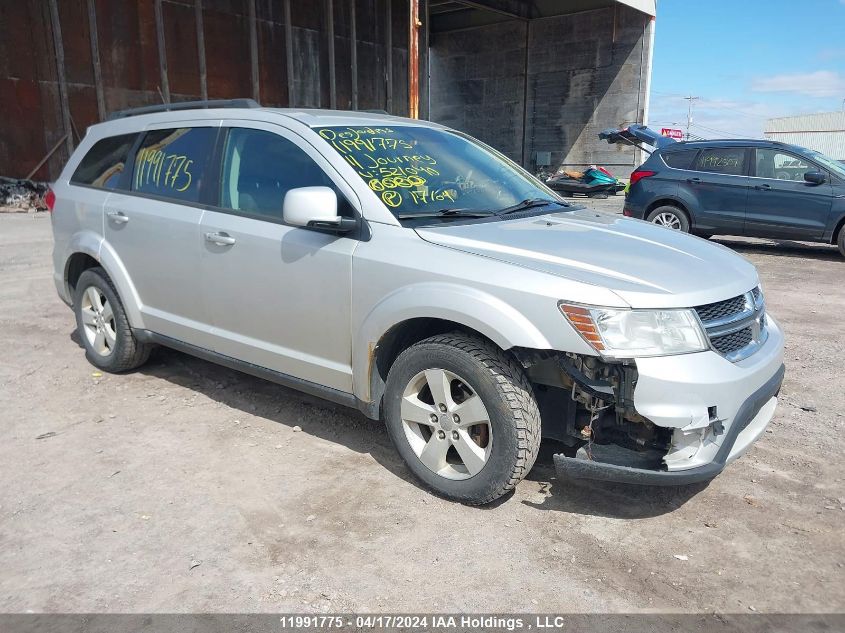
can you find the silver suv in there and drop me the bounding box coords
[50,100,785,505]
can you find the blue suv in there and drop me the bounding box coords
[602,126,845,257]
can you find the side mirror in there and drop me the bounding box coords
[282,186,356,233]
[804,170,826,185]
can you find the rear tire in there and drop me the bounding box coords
[384,333,541,505]
[73,267,151,372]
[646,205,690,232]
[838,227,845,259]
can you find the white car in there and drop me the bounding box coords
[48,100,784,504]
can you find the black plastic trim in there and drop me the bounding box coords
[108,99,261,120]
[133,329,366,414]
[554,363,785,485]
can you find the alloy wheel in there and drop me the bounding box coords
[652,211,683,230]
[80,286,117,356]
[400,368,492,480]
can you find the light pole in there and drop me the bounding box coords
[684,96,699,140]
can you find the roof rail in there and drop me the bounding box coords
[107,98,261,121]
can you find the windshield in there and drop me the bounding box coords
[314,125,561,219]
[804,149,845,180]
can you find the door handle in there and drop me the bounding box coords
[686,177,701,184]
[205,231,236,246]
[106,210,129,224]
[754,184,771,191]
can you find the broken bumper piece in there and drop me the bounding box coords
[554,363,785,486]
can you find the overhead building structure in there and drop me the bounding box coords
[0,0,655,180]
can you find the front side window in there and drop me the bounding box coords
[131,127,216,202]
[314,125,559,219]
[755,149,809,181]
[71,133,138,189]
[804,149,845,180]
[694,148,746,176]
[219,128,338,219]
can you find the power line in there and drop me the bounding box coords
[652,89,769,120]
[684,96,699,141]
[690,123,755,139]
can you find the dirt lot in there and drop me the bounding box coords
[1,207,843,614]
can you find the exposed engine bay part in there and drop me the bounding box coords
[512,348,671,462]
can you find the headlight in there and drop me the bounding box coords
[559,303,709,358]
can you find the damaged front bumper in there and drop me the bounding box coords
[554,316,785,485]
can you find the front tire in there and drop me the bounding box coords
[838,227,845,259]
[646,205,690,232]
[73,267,151,372]
[384,333,541,505]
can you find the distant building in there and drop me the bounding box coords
[765,111,845,160]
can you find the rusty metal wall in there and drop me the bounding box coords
[0,0,415,180]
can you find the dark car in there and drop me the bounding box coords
[601,127,845,257]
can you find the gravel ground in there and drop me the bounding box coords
[0,207,843,614]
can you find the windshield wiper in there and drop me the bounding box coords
[494,198,564,216]
[396,208,491,220]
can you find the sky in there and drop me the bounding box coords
[648,0,845,139]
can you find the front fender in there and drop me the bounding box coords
[353,282,554,403]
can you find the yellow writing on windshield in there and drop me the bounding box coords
[318,127,453,207]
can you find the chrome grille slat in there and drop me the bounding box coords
[695,288,767,362]
[711,327,753,355]
[695,294,747,323]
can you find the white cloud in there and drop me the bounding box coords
[647,94,780,138]
[751,70,845,98]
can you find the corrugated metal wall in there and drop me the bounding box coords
[430,4,654,173]
[0,0,416,180]
[765,112,845,160]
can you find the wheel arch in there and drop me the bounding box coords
[831,213,845,246]
[354,283,553,419]
[61,233,145,328]
[645,197,691,220]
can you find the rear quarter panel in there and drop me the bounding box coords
[626,154,680,218]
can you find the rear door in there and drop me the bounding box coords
[103,123,220,347]
[681,147,750,234]
[745,148,832,239]
[198,123,359,392]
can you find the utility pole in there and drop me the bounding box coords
[684,96,699,140]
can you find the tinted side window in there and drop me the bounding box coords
[132,127,216,202]
[694,148,746,176]
[661,150,697,170]
[71,133,138,189]
[219,128,344,220]
[755,148,810,181]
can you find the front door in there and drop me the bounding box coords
[104,124,219,347]
[199,124,359,393]
[745,148,833,239]
[683,146,751,235]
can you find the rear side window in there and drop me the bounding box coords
[71,133,138,189]
[693,148,746,176]
[661,150,697,170]
[132,127,216,203]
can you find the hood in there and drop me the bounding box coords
[415,209,759,309]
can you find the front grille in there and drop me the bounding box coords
[711,327,753,355]
[694,288,767,362]
[695,294,747,324]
